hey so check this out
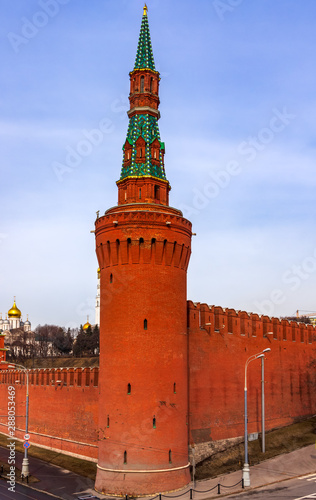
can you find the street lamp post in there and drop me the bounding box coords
[242,348,271,487]
[262,332,273,453]
[261,355,266,453]
[1,361,29,478]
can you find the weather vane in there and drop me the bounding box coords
[143,3,148,16]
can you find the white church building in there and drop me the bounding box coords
[0,298,32,333]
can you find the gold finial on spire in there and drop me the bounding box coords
[143,3,148,16]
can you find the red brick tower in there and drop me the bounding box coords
[95,6,192,496]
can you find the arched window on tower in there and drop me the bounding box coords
[127,238,131,261]
[154,185,160,202]
[140,76,144,93]
[150,77,153,92]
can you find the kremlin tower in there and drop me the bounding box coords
[94,5,192,496]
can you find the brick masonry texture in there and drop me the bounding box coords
[0,306,314,483]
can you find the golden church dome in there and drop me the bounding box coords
[8,299,21,318]
[83,315,91,331]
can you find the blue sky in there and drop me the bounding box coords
[1,0,316,328]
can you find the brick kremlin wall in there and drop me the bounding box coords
[188,302,316,462]
[0,304,314,463]
[0,367,99,461]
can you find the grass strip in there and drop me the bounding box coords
[196,416,316,480]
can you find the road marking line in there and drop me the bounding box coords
[294,493,316,500]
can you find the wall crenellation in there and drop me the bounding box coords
[188,301,315,344]
[0,366,99,388]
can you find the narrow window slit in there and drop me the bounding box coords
[153,416,156,429]
[144,319,148,330]
[127,383,131,395]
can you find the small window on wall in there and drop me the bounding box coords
[153,416,156,429]
[154,185,160,201]
[144,319,148,330]
[169,450,172,463]
[139,188,142,199]
[173,383,176,394]
[150,77,153,92]
[127,383,131,395]
[107,416,110,428]
[124,451,127,464]
[140,76,144,93]
[110,273,113,283]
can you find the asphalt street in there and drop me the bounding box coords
[219,473,316,500]
[0,478,60,499]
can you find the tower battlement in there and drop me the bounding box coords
[96,209,191,271]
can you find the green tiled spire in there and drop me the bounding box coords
[134,5,156,71]
[120,114,166,180]
[119,6,166,182]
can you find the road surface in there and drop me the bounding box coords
[225,472,316,500]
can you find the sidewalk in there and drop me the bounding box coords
[0,444,315,499]
[187,443,316,498]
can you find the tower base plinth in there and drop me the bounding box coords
[95,464,191,497]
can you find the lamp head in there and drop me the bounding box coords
[262,348,271,353]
